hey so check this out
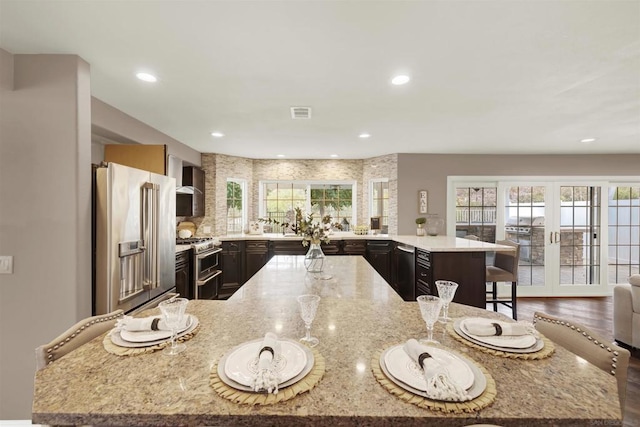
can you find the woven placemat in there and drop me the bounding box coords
[446,321,555,360]
[103,324,200,356]
[372,348,496,414]
[210,347,325,405]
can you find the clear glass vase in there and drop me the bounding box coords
[304,242,325,272]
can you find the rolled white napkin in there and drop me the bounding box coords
[116,315,188,332]
[402,339,470,401]
[252,332,281,394]
[464,318,530,337]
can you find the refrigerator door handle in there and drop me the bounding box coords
[141,182,160,290]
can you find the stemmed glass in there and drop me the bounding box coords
[435,280,459,324]
[417,295,444,344]
[158,297,188,356]
[297,294,321,347]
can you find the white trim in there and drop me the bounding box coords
[257,179,357,225]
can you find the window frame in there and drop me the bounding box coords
[258,180,357,226]
[226,178,247,235]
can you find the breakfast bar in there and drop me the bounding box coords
[32,256,621,426]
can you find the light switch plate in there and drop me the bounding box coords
[0,256,13,274]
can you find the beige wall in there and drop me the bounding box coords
[0,51,92,419]
[91,97,201,167]
[397,153,640,235]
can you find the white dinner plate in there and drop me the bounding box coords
[460,318,537,349]
[224,338,308,387]
[379,345,487,402]
[217,339,314,392]
[109,316,199,348]
[384,345,474,391]
[119,315,193,343]
[454,318,544,353]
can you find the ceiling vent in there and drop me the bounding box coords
[290,106,312,119]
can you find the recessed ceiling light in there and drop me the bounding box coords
[359,133,371,138]
[330,154,339,158]
[391,75,410,85]
[580,138,596,143]
[210,132,224,138]
[277,154,285,158]
[136,72,157,82]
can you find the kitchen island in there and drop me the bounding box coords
[218,233,514,304]
[32,256,621,426]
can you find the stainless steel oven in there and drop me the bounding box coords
[176,238,222,300]
[194,243,222,299]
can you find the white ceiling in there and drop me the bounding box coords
[1,0,639,159]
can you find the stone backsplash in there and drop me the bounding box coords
[193,153,398,236]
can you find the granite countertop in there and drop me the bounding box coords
[32,256,620,426]
[217,232,515,253]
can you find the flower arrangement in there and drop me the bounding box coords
[260,207,342,246]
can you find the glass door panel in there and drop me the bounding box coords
[558,186,601,287]
[503,185,548,291]
[608,185,640,283]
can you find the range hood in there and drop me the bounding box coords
[167,155,195,194]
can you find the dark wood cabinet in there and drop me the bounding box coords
[342,240,367,255]
[320,241,341,255]
[415,249,433,297]
[219,241,244,299]
[394,244,415,301]
[415,248,486,308]
[270,240,308,256]
[245,240,269,279]
[176,166,205,217]
[366,240,393,284]
[175,249,191,299]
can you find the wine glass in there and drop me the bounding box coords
[435,280,459,324]
[158,297,188,356]
[297,294,321,347]
[416,295,443,344]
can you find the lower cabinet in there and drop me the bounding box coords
[415,248,486,308]
[175,249,191,299]
[342,240,367,256]
[219,241,244,300]
[245,240,269,279]
[366,240,393,284]
[270,240,308,256]
[394,244,415,301]
[222,238,395,286]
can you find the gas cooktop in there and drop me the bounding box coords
[176,237,212,244]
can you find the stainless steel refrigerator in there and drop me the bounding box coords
[93,162,176,315]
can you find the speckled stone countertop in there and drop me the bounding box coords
[219,232,515,252]
[32,256,620,426]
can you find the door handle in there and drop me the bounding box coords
[555,232,560,244]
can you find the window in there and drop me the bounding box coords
[455,187,497,241]
[227,179,246,234]
[608,185,640,283]
[260,181,355,233]
[370,180,389,233]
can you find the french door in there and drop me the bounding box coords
[496,181,608,297]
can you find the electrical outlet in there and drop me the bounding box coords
[0,256,13,274]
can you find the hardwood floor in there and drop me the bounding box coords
[494,297,639,427]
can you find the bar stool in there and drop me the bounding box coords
[486,239,520,320]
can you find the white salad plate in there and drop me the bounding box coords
[455,318,543,353]
[119,315,193,343]
[110,315,199,348]
[218,338,314,392]
[379,345,486,402]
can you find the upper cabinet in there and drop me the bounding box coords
[177,166,205,217]
[103,144,167,175]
